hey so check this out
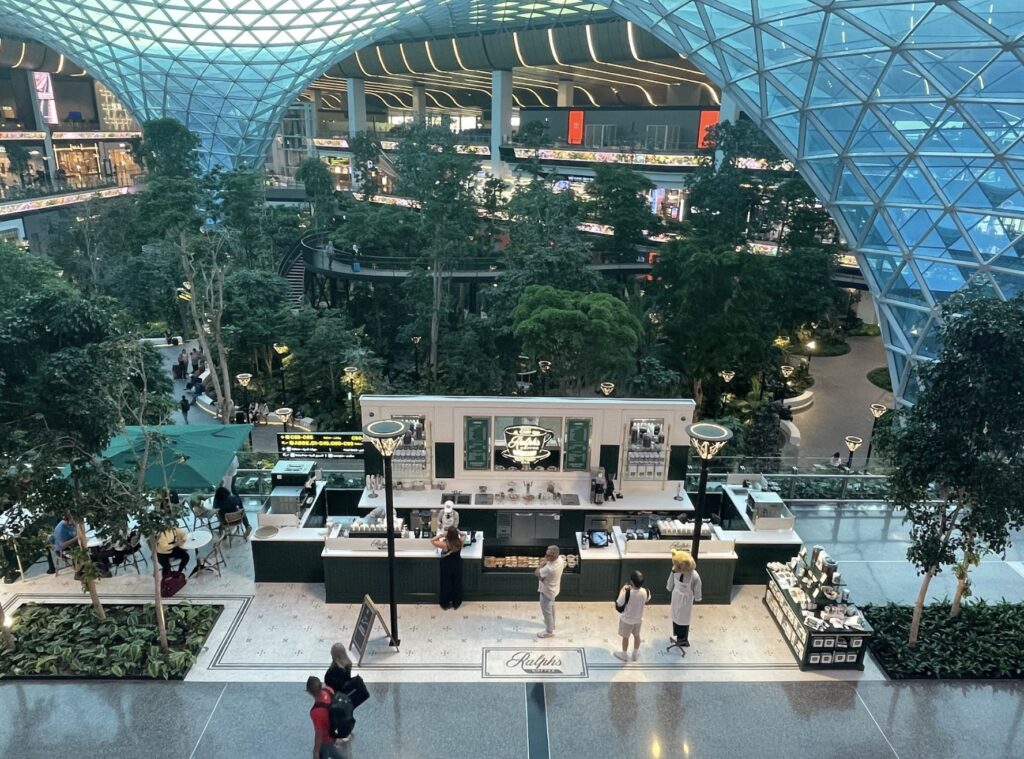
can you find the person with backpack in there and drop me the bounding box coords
[306,675,354,758]
[613,570,651,662]
[180,394,191,424]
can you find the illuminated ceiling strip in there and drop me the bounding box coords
[72,69,88,77]
[13,42,26,68]
[367,92,401,109]
[399,43,416,75]
[353,50,371,77]
[512,93,525,108]
[425,91,445,108]
[55,54,65,74]
[585,25,600,63]
[429,89,467,109]
[321,73,497,103]
[424,40,442,73]
[575,86,599,107]
[547,29,564,66]
[376,47,395,76]
[451,39,469,71]
[512,31,529,68]
[627,22,642,61]
[519,86,547,106]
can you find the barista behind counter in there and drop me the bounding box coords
[355,501,460,535]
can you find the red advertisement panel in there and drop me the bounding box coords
[698,110,720,148]
[567,110,585,145]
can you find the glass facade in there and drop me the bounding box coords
[2,0,1020,403]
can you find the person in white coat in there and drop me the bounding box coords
[667,549,702,646]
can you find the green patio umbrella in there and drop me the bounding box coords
[102,424,252,491]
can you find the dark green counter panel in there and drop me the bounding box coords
[733,542,800,584]
[617,556,736,604]
[575,561,622,601]
[252,540,325,583]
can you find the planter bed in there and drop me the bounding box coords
[863,600,1024,680]
[0,603,221,680]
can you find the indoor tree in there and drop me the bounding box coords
[586,163,660,255]
[295,157,335,228]
[882,293,1024,644]
[511,285,641,395]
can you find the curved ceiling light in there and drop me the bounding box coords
[547,29,564,65]
[376,47,395,76]
[353,50,371,77]
[424,40,442,73]
[399,43,417,74]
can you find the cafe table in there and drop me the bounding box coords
[182,529,214,575]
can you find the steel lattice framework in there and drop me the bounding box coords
[0,0,1021,403]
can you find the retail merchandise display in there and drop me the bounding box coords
[763,546,872,670]
[655,519,713,538]
[347,519,405,535]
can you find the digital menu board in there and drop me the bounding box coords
[277,432,364,459]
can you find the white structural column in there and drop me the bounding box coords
[25,72,57,182]
[411,82,427,122]
[347,78,367,137]
[718,93,741,124]
[490,69,513,175]
[557,78,573,107]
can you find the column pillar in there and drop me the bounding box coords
[718,93,741,124]
[411,82,427,123]
[25,72,57,182]
[490,70,513,176]
[347,78,367,137]
[557,78,573,108]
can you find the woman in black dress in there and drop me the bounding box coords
[324,642,352,692]
[431,526,464,610]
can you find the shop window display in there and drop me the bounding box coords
[625,418,666,481]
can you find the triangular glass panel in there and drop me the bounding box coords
[766,59,814,102]
[811,105,863,149]
[769,112,801,151]
[766,11,825,50]
[808,63,859,106]
[837,165,870,202]
[958,212,1016,259]
[904,3,995,45]
[915,319,943,358]
[916,260,972,302]
[849,111,906,154]
[865,212,900,249]
[848,3,929,44]
[876,54,932,98]
[802,157,839,197]
[887,206,936,249]
[719,49,757,81]
[904,47,1000,97]
[820,13,886,54]
[956,0,1024,38]
[888,303,929,340]
[720,27,757,58]
[757,28,807,68]
[959,103,1024,154]
[700,4,749,38]
[886,263,932,308]
[974,51,1024,98]
[764,78,801,116]
[851,156,903,195]
[993,270,1024,298]
[862,252,901,289]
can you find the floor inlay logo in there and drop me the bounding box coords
[482,647,588,678]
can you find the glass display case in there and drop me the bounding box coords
[625,417,666,481]
[482,540,580,574]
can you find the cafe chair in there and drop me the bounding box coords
[221,510,246,547]
[52,548,74,575]
[191,500,217,532]
[115,531,148,575]
[199,533,227,577]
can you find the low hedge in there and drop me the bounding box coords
[867,366,893,391]
[863,600,1024,679]
[0,603,220,679]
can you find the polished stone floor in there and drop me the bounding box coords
[3,503,1023,757]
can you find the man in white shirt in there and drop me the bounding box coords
[534,545,565,639]
[613,570,651,661]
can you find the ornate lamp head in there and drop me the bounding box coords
[685,422,734,461]
[364,420,407,458]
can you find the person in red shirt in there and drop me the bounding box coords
[306,676,348,758]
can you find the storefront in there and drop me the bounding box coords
[251,396,803,603]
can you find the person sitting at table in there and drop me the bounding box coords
[213,485,251,538]
[155,525,189,575]
[49,513,78,568]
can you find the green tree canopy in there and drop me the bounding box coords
[135,118,201,179]
[587,164,659,252]
[512,285,641,394]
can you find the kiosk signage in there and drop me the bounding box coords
[277,432,364,459]
[501,424,554,465]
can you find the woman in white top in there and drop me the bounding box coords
[667,549,702,646]
[614,570,651,661]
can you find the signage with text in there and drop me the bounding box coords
[501,424,555,465]
[277,432,364,459]
[482,647,588,678]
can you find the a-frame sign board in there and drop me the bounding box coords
[348,594,395,664]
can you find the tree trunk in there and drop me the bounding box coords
[950,574,967,618]
[151,537,170,653]
[430,262,442,390]
[692,376,704,421]
[0,603,14,651]
[908,567,935,646]
[74,522,106,621]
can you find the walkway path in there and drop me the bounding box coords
[792,336,894,462]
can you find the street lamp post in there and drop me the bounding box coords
[780,364,795,379]
[273,343,289,406]
[236,372,252,424]
[343,366,359,427]
[275,407,293,433]
[805,340,817,369]
[411,336,421,381]
[538,360,551,396]
[684,423,733,563]
[844,435,863,470]
[363,419,407,649]
[865,404,888,469]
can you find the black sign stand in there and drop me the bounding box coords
[348,595,395,665]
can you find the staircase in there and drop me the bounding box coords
[284,254,305,307]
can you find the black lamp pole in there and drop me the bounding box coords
[382,451,400,647]
[692,456,710,563]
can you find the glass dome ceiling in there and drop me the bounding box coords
[0,0,1020,404]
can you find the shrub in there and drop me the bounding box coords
[0,603,220,679]
[863,600,1024,679]
[867,366,892,391]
